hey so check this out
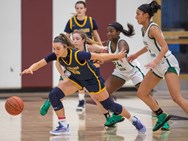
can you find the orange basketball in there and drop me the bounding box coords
[5,96,24,116]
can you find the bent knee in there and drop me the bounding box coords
[171,95,183,104]
[137,89,151,99]
[137,90,144,99]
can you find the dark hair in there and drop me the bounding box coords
[108,22,135,37]
[75,1,86,8]
[53,33,75,49]
[138,1,161,18]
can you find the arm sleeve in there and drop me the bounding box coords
[77,51,91,61]
[44,53,57,63]
[92,18,98,30]
[64,20,72,33]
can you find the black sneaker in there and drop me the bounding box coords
[76,100,85,114]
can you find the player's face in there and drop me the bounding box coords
[107,26,119,41]
[135,9,147,25]
[72,33,85,51]
[75,3,86,16]
[52,42,67,57]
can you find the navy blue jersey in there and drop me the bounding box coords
[44,49,105,93]
[64,16,98,39]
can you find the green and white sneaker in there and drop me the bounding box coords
[153,113,171,131]
[161,121,170,131]
[104,113,124,127]
[40,99,51,116]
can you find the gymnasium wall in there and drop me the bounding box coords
[0,0,21,89]
[0,0,150,90]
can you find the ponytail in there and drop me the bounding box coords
[138,1,161,18]
[54,33,75,49]
[108,22,135,37]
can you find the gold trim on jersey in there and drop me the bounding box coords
[86,63,102,91]
[70,18,73,30]
[74,16,88,27]
[89,87,106,94]
[75,50,87,66]
[89,17,93,29]
[61,49,72,65]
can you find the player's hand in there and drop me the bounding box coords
[117,49,126,61]
[127,53,137,62]
[20,68,33,75]
[102,46,108,53]
[97,60,104,64]
[145,59,158,69]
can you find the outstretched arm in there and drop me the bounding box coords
[90,49,126,63]
[127,47,148,62]
[20,59,47,75]
[88,44,108,53]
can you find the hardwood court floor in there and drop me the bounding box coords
[0,90,188,141]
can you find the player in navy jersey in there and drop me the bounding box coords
[21,33,146,135]
[40,1,103,114]
[64,1,102,44]
[128,1,188,131]
[64,1,102,111]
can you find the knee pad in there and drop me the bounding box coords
[48,87,65,111]
[100,97,123,115]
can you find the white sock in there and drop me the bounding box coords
[78,93,85,101]
[128,115,136,123]
[59,120,68,127]
[58,117,67,126]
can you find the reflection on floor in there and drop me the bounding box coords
[0,90,188,141]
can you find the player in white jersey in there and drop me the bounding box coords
[128,1,188,131]
[91,22,156,128]
[101,22,145,127]
[108,38,144,90]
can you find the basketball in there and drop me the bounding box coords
[5,96,24,116]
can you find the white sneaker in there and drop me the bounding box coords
[49,122,70,136]
[132,116,146,133]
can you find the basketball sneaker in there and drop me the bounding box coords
[50,122,70,136]
[161,121,170,131]
[153,113,171,131]
[40,99,51,116]
[132,116,146,133]
[76,100,85,113]
[104,113,125,127]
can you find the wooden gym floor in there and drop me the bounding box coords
[0,90,188,141]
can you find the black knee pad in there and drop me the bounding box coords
[48,87,65,111]
[100,97,123,115]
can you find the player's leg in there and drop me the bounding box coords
[49,79,81,135]
[137,70,171,131]
[165,72,188,114]
[76,89,85,113]
[93,89,146,133]
[40,76,64,116]
[104,75,125,127]
[136,82,170,131]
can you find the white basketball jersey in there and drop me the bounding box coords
[143,22,171,57]
[108,39,138,73]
